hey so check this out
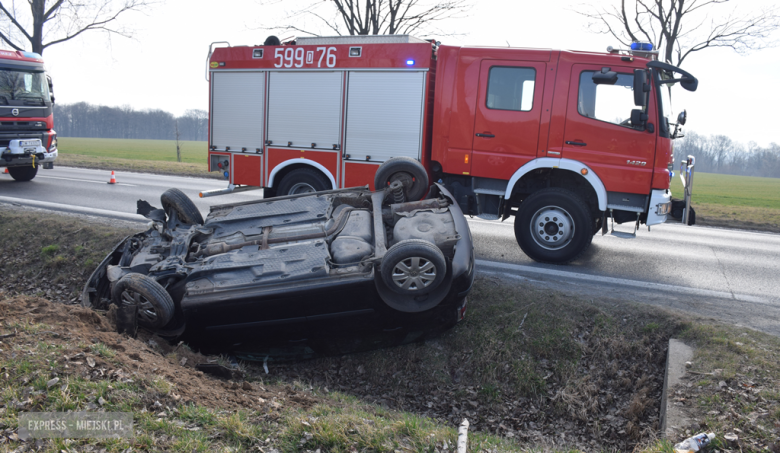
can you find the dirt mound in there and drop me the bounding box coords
[0,295,319,412]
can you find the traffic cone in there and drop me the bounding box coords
[2,168,8,174]
[107,171,116,184]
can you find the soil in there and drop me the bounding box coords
[0,295,321,413]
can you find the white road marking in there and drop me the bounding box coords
[36,175,136,187]
[0,196,147,223]
[475,259,775,305]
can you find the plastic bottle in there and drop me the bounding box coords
[674,432,716,452]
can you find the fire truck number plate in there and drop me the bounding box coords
[275,47,337,69]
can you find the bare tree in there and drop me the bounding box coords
[262,0,469,37]
[577,0,780,66]
[0,0,153,55]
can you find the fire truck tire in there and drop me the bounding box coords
[8,165,38,182]
[514,188,593,264]
[111,273,175,330]
[381,239,448,296]
[276,168,331,196]
[374,157,429,201]
[161,188,204,225]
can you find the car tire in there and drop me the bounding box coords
[381,239,447,295]
[8,165,38,182]
[112,274,175,330]
[514,188,593,264]
[276,168,331,196]
[374,157,428,201]
[161,188,204,225]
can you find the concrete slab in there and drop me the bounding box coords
[660,338,695,438]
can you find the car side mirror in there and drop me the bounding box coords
[592,67,617,85]
[633,69,648,107]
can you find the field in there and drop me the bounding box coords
[58,137,780,231]
[670,172,780,231]
[57,137,215,179]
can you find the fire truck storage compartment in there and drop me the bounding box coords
[345,71,425,162]
[267,71,343,149]
[210,72,265,153]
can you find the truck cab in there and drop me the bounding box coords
[430,44,697,263]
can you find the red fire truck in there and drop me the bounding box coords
[0,50,57,181]
[203,35,697,263]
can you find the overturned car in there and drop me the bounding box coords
[82,183,474,351]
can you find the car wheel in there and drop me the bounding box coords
[8,165,38,182]
[374,157,428,201]
[161,188,204,225]
[276,168,331,196]
[381,239,447,295]
[514,188,593,264]
[111,274,175,330]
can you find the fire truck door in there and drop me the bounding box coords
[472,60,546,180]
[562,64,656,196]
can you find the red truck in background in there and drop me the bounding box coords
[203,35,698,264]
[0,50,57,181]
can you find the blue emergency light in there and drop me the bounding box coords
[406,59,415,66]
[630,42,654,51]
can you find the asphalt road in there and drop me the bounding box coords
[3,166,780,335]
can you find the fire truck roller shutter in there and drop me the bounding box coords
[267,72,343,148]
[211,72,265,152]
[345,71,425,162]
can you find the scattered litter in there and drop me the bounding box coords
[457,418,469,453]
[724,433,738,444]
[46,377,59,388]
[263,356,269,374]
[518,312,528,330]
[97,397,106,406]
[87,357,95,368]
[673,432,715,453]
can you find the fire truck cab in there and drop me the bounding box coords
[205,36,697,264]
[0,50,57,182]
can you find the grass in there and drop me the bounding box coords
[671,172,780,231]
[57,137,219,179]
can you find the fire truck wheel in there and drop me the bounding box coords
[7,165,38,182]
[277,168,331,196]
[514,188,593,264]
[161,188,204,225]
[111,273,175,330]
[381,239,448,296]
[374,157,429,201]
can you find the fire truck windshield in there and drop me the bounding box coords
[0,68,50,106]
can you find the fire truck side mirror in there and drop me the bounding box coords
[46,74,54,104]
[592,68,618,85]
[630,109,647,129]
[633,70,648,107]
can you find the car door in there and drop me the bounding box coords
[561,64,657,196]
[471,60,546,180]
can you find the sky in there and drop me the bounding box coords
[7,0,780,147]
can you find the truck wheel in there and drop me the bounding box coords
[111,274,175,330]
[514,188,593,264]
[381,239,447,295]
[161,188,204,225]
[8,165,38,182]
[374,157,428,201]
[276,168,331,196]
